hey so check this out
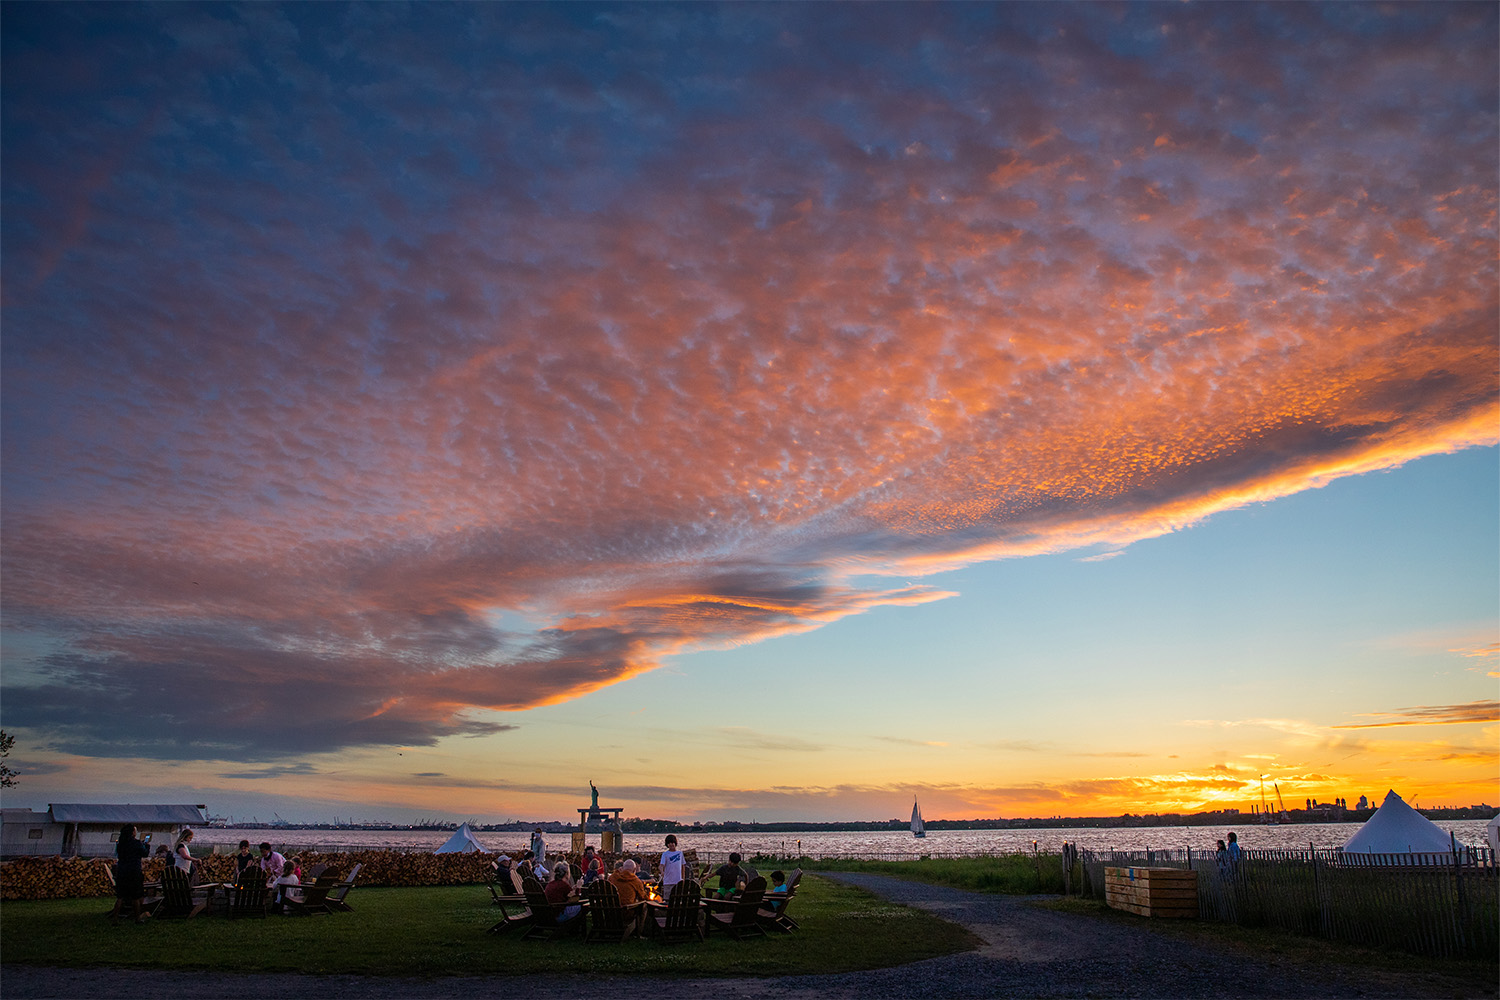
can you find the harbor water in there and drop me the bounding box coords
[202,820,1493,858]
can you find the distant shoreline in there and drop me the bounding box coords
[205,804,1495,834]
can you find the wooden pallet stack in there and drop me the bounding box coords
[1104,866,1198,919]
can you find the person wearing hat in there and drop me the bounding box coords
[494,854,521,894]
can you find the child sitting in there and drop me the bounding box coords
[712,852,748,897]
[272,864,302,912]
[767,870,788,910]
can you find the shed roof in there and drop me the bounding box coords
[1,808,50,821]
[48,804,206,825]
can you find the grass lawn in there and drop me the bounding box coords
[0,875,979,977]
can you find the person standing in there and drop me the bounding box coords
[659,834,688,897]
[110,824,152,923]
[173,828,197,879]
[530,827,546,869]
[1226,831,1242,862]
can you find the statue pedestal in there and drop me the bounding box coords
[576,806,625,853]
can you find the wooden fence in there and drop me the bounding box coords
[1081,846,1498,958]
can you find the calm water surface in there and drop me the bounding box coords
[203,820,1492,858]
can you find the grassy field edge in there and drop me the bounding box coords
[0,875,979,978]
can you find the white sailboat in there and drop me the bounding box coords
[911,797,926,838]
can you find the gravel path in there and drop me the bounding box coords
[4,873,1491,999]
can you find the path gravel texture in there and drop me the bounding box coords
[3,873,1491,999]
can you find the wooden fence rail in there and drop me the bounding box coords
[1081,846,1497,958]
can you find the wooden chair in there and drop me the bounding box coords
[584,878,640,943]
[484,862,531,934]
[486,862,527,909]
[707,876,766,939]
[156,865,210,919]
[486,895,534,936]
[226,869,271,920]
[518,877,585,941]
[650,878,704,943]
[102,860,163,917]
[323,862,363,912]
[757,869,802,933]
[285,874,338,916]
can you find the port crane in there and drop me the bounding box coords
[1258,776,1282,825]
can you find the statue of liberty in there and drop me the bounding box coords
[589,780,599,813]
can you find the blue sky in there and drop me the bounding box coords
[1,2,1495,822]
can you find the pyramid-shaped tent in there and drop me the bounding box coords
[1341,790,1453,854]
[433,822,489,854]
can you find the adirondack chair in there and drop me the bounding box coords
[518,877,584,941]
[99,859,162,915]
[757,868,802,933]
[584,878,640,943]
[484,862,531,934]
[707,876,766,939]
[487,862,527,910]
[225,869,271,920]
[323,862,363,912]
[650,877,704,943]
[285,873,338,916]
[156,865,210,919]
[486,893,534,936]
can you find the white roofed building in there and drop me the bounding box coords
[1,803,206,858]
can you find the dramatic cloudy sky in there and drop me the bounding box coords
[2,2,1495,823]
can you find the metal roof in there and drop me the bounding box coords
[48,804,207,825]
[1,808,50,820]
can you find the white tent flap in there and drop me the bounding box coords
[1341,789,1454,854]
[433,822,489,854]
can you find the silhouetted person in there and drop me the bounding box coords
[110,824,151,923]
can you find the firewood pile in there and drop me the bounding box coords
[3,848,670,900]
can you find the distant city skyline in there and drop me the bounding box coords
[2,3,1495,824]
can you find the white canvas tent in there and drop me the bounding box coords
[1341,790,1454,855]
[434,822,489,854]
[1487,813,1499,856]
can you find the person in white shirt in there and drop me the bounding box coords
[273,866,302,912]
[173,828,197,878]
[659,834,689,897]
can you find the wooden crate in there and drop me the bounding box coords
[1104,866,1198,919]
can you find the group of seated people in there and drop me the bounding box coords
[152,830,323,909]
[494,843,789,915]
